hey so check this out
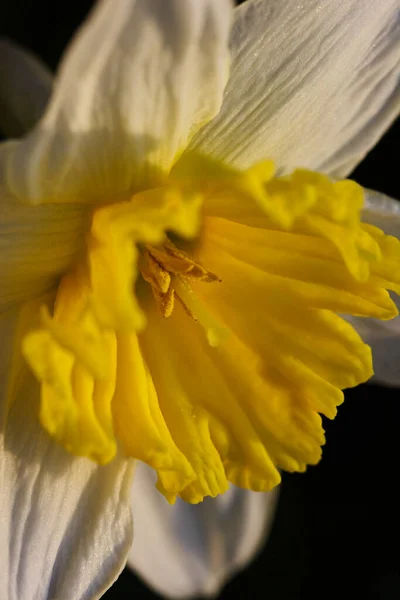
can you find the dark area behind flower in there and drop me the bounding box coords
[1,1,399,598]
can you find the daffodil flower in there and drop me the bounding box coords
[0,1,399,599]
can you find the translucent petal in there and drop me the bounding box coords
[191,0,400,178]
[0,157,88,312]
[128,462,278,599]
[348,189,400,386]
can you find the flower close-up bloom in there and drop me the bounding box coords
[0,0,399,599]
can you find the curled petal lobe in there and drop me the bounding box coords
[22,185,202,472]
[113,332,195,498]
[88,186,202,331]
[22,272,118,465]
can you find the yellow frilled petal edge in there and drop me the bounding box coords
[21,155,400,503]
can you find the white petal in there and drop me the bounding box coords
[127,463,278,599]
[348,189,400,386]
[191,0,400,178]
[0,152,88,312]
[362,188,400,237]
[4,0,232,204]
[0,306,134,600]
[0,39,52,137]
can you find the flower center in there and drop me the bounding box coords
[21,154,400,504]
[138,239,220,318]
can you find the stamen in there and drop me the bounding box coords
[147,240,220,282]
[138,239,227,345]
[140,248,171,294]
[139,249,175,318]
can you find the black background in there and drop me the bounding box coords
[1,1,399,598]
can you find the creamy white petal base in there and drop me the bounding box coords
[347,190,400,386]
[128,463,278,599]
[0,39,52,138]
[0,175,88,311]
[2,0,232,204]
[0,306,134,600]
[191,0,400,178]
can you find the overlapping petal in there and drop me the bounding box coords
[0,304,134,600]
[1,0,232,204]
[347,190,400,386]
[128,463,278,599]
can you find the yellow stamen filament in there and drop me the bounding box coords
[148,240,220,283]
[138,239,223,332]
[174,277,229,347]
[139,249,175,317]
